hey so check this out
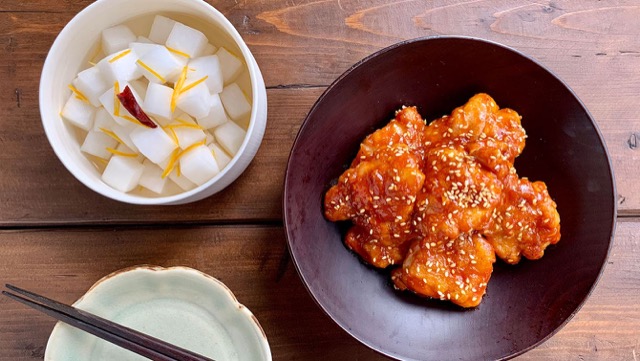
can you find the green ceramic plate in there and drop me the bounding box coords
[45,266,271,361]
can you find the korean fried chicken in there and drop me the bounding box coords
[324,93,560,307]
[392,233,495,308]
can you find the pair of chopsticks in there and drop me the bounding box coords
[2,284,215,361]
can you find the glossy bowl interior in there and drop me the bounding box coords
[45,266,271,361]
[283,37,616,361]
[40,0,267,205]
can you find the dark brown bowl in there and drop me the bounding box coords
[283,37,616,361]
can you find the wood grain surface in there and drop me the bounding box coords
[0,1,638,360]
[0,221,638,361]
[1,0,640,225]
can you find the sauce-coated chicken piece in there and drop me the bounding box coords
[426,94,526,178]
[413,143,502,241]
[392,232,495,308]
[485,173,561,264]
[324,107,426,267]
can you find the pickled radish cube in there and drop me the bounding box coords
[148,15,176,44]
[197,93,227,129]
[139,159,168,194]
[81,130,118,159]
[168,170,197,191]
[216,47,243,84]
[130,126,177,164]
[92,108,116,131]
[169,113,206,149]
[165,60,188,85]
[180,145,219,186]
[143,83,173,122]
[171,124,206,150]
[61,95,96,131]
[220,83,251,121]
[136,36,154,44]
[111,124,139,152]
[137,46,182,84]
[176,81,211,119]
[214,120,246,156]
[165,22,207,58]
[163,51,189,83]
[102,155,144,192]
[168,49,189,66]
[98,86,117,120]
[98,49,141,83]
[208,142,232,169]
[130,42,162,59]
[74,66,109,106]
[201,43,217,56]
[188,55,223,94]
[101,25,136,54]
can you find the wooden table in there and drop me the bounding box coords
[1,1,638,360]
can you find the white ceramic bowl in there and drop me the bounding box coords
[45,266,271,361]
[40,0,267,205]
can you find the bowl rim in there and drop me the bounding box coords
[44,265,272,360]
[283,35,617,361]
[39,0,266,205]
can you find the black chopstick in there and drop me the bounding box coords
[3,284,215,361]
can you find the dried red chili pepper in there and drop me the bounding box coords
[116,85,157,128]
